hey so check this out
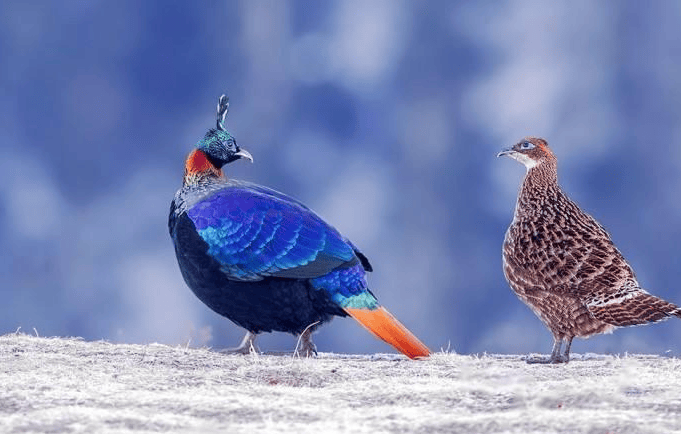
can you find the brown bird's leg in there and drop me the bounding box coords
[548,337,563,362]
[544,336,571,363]
[561,336,573,363]
[527,335,567,364]
[295,327,318,357]
[221,331,259,355]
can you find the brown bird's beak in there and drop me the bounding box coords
[497,147,514,158]
[235,148,254,163]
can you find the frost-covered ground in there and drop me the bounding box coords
[2,333,681,433]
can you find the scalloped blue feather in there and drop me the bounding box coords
[186,186,378,309]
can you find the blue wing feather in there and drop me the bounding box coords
[187,186,357,281]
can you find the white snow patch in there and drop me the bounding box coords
[3,333,681,434]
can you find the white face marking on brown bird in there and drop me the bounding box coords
[497,137,554,171]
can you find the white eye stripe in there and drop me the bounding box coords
[520,142,535,150]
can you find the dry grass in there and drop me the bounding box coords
[2,332,681,433]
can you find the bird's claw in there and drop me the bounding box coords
[525,354,569,364]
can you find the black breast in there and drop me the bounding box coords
[169,210,346,335]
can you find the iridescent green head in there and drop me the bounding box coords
[196,95,253,168]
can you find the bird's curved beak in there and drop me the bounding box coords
[235,148,254,163]
[497,147,514,158]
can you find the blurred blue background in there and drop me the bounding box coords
[3,0,681,356]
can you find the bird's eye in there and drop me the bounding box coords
[520,141,535,150]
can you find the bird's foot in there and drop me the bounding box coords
[219,332,259,355]
[525,354,569,364]
[294,340,317,358]
[219,345,258,355]
[294,325,318,357]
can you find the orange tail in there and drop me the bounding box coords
[345,306,430,359]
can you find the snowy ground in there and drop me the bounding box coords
[2,333,681,433]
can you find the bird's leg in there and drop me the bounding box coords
[221,331,259,355]
[527,336,566,364]
[549,337,563,362]
[560,336,573,363]
[295,327,318,357]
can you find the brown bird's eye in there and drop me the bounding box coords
[520,141,535,150]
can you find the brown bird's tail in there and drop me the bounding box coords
[673,306,681,320]
[591,292,681,327]
[345,306,430,359]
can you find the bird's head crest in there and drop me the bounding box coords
[195,94,253,168]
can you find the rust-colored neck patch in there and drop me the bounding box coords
[183,149,223,185]
[185,149,214,173]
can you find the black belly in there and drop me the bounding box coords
[171,212,346,334]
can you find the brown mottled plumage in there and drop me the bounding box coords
[499,137,681,364]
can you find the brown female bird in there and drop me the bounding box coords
[499,137,681,363]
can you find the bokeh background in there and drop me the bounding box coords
[4,0,681,356]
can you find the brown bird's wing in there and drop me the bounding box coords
[545,200,681,326]
[504,195,637,299]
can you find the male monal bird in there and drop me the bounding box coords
[498,137,681,364]
[168,95,430,358]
